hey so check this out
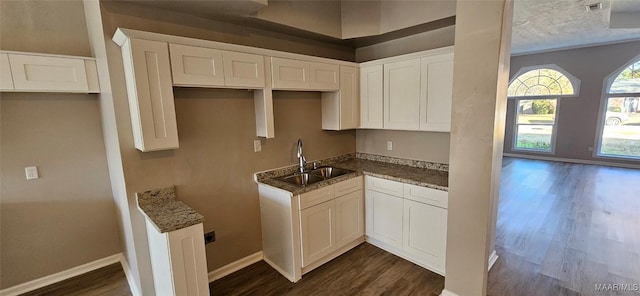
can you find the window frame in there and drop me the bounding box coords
[508,65,580,155]
[594,54,640,161]
[512,98,560,154]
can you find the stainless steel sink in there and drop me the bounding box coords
[276,166,353,187]
[277,172,325,186]
[310,166,351,178]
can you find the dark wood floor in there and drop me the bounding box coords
[21,263,131,296]
[20,158,640,295]
[209,243,444,296]
[488,158,640,296]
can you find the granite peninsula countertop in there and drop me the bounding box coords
[255,153,448,195]
[136,187,204,233]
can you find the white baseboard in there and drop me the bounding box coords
[503,153,640,169]
[0,253,124,296]
[488,249,499,271]
[119,255,141,296]
[440,289,461,296]
[208,251,263,283]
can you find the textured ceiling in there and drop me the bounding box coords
[511,0,640,55]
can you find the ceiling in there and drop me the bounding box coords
[511,0,640,55]
[126,0,640,56]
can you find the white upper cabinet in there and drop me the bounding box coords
[420,53,454,132]
[0,53,14,91]
[1,51,100,93]
[222,51,265,88]
[309,62,339,90]
[384,58,421,130]
[321,66,359,130]
[122,38,179,152]
[169,44,225,87]
[359,65,384,129]
[271,58,339,91]
[271,57,310,90]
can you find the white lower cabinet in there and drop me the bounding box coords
[258,176,364,282]
[365,176,448,275]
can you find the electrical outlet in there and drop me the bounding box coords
[387,141,393,151]
[25,166,39,180]
[204,230,216,244]
[253,140,262,152]
[588,146,594,151]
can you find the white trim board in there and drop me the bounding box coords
[208,251,263,283]
[488,250,499,271]
[0,253,133,296]
[503,153,640,170]
[119,255,142,296]
[440,289,461,296]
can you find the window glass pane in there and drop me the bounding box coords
[517,99,557,124]
[599,97,640,158]
[610,60,640,94]
[508,68,574,97]
[516,124,553,151]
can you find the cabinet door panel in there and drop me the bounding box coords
[420,53,453,132]
[0,53,14,90]
[123,38,178,151]
[403,200,447,273]
[366,190,403,249]
[335,190,364,249]
[300,201,336,267]
[360,65,383,128]
[309,62,339,90]
[9,54,88,92]
[384,59,421,130]
[222,51,265,88]
[339,66,359,129]
[169,44,225,87]
[271,57,309,89]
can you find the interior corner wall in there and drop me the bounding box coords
[354,25,456,164]
[252,0,343,39]
[505,40,640,166]
[0,2,123,290]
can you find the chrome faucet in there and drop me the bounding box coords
[297,139,306,173]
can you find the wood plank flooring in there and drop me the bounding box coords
[20,263,131,296]
[17,158,640,295]
[488,158,640,296]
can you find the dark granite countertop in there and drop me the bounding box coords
[136,187,204,233]
[255,153,449,195]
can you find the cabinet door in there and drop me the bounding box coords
[360,65,383,128]
[365,190,403,249]
[8,53,88,92]
[300,200,336,267]
[222,51,265,88]
[403,200,447,274]
[335,190,364,249]
[271,57,309,90]
[122,38,179,151]
[420,53,454,132]
[0,53,14,90]
[309,62,339,90]
[169,43,225,87]
[339,66,359,129]
[384,59,421,130]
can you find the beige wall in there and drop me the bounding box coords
[357,130,450,163]
[0,0,122,289]
[355,25,455,164]
[505,40,640,166]
[0,94,122,288]
[99,2,356,293]
[253,0,343,39]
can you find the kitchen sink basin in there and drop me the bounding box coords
[276,166,354,187]
[277,172,325,186]
[310,166,351,178]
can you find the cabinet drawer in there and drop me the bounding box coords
[334,176,363,197]
[366,176,404,197]
[404,184,448,209]
[299,185,335,210]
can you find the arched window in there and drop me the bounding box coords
[508,65,580,153]
[597,57,640,159]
